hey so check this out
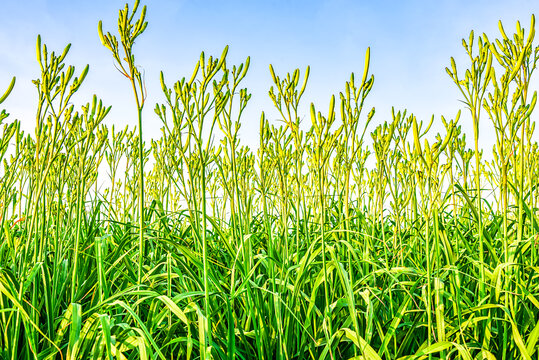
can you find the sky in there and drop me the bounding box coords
[0,0,538,151]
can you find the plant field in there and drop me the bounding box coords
[0,2,538,359]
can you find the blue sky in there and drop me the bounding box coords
[0,0,538,150]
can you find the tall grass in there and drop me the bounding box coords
[0,3,538,359]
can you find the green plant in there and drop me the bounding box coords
[98,0,148,296]
[0,3,538,359]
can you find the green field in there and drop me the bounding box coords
[0,1,538,359]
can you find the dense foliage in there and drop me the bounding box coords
[0,2,538,359]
